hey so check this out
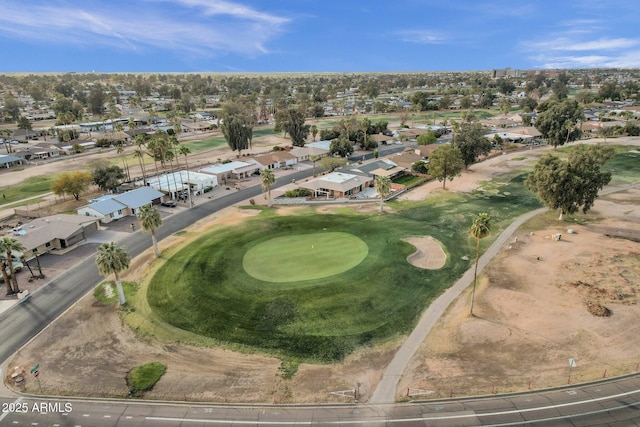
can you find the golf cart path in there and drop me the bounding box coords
[369,182,640,404]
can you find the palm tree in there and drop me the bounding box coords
[137,204,163,257]
[116,145,131,182]
[179,145,194,207]
[95,242,130,305]
[374,176,392,213]
[469,212,492,317]
[260,168,276,207]
[134,135,148,185]
[309,154,319,177]
[0,237,26,294]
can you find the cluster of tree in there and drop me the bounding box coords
[454,122,493,168]
[274,107,310,146]
[220,101,254,155]
[56,128,79,143]
[525,144,615,220]
[534,99,584,148]
[92,162,125,192]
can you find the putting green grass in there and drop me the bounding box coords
[243,232,368,283]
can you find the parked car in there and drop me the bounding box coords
[161,201,177,208]
[0,259,24,282]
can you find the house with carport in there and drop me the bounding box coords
[143,170,218,198]
[298,172,372,199]
[11,214,100,258]
[77,186,164,223]
[199,160,261,184]
[0,154,24,169]
[252,151,298,169]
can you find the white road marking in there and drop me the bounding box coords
[144,387,640,425]
[0,398,23,424]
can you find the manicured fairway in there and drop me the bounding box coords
[243,232,368,282]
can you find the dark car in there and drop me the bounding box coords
[161,201,177,207]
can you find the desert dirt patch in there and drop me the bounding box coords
[398,205,640,399]
[403,236,447,269]
[6,143,640,404]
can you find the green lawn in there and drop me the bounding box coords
[392,175,424,186]
[0,175,55,206]
[147,172,541,362]
[243,232,368,282]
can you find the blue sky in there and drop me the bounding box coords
[1,0,639,73]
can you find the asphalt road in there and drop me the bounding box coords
[1,374,640,425]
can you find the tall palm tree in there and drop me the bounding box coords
[179,145,194,207]
[134,135,148,186]
[116,145,131,182]
[374,176,392,213]
[260,168,276,208]
[137,204,163,257]
[0,237,26,294]
[95,242,130,305]
[469,212,492,317]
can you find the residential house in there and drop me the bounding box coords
[28,144,61,160]
[252,151,298,170]
[11,214,100,257]
[144,170,218,197]
[346,158,405,180]
[199,161,261,183]
[372,133,396,145]
[0,154,24,169]
[299,172,373,199]
[77,186,164,223]
[289,146,330,162]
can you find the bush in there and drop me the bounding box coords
[284,188,312,198]
[203,186,213,193]
[127,362,167,397]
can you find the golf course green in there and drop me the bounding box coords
[243,232,368,282]
[147,172,542,362]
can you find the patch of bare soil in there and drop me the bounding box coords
[403,236,447,269]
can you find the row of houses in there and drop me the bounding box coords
[294,146,437,199]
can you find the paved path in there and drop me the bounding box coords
[369,206,548,403]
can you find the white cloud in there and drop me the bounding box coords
[524,37,639,52]
[0,0,289,58]
[148,0,289,25]
[396,30,448,45]
[531,50,640,69]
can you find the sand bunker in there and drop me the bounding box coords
[403,236,447,269]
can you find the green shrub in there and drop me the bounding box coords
[283,188,312,198]
[127,362,167,397]
[203,186,213,193]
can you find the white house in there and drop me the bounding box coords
[199,160,261,183]
[144,170,218,198]
[78,186,164,223]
